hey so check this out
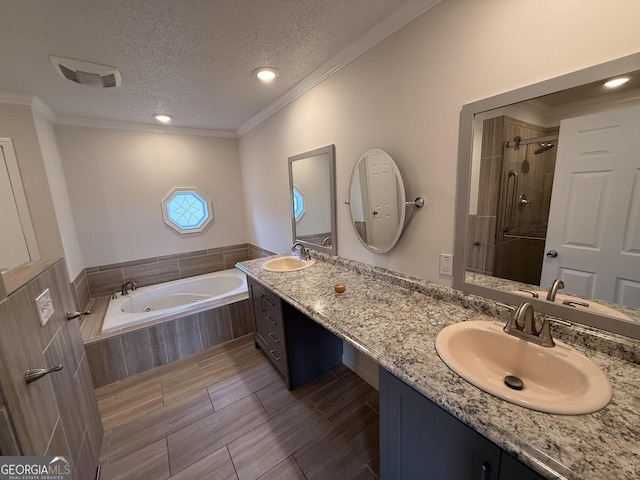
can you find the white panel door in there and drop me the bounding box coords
[365,151,399,248]
[541,105,640,308]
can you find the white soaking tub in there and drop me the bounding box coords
[102,268,248,333]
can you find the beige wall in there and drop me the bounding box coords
[56,126,245,267]
[0,103,64,262]
[238,0,640,283]
[32,109,85,279]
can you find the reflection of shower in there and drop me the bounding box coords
[495,134,559,285]
[534,142,555,154]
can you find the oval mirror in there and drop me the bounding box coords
[349,149,407,253]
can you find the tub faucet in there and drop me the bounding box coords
[546,279,565,302]
[121,281,137,296]
[291,242,310,260]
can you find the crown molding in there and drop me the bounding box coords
[55,116,237,138]
[0,91,34,105]
[236,0,442,136]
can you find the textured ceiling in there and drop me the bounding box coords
[0,0,435,134]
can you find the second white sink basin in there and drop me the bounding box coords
[435,320,611,414]
[512,290,631,320]
[262,255,316,272]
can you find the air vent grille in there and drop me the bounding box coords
[49,55,121,88]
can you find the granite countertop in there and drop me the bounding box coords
[237,255,640,480]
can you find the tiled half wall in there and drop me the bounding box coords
[72,243,275,306]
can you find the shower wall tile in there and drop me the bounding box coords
[198,306,234,350]
[123,260,180,287]
[122,325,168,376]
[178,253,225,278]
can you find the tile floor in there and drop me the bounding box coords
[96,334,380,479]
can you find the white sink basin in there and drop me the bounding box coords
[512,290,631,320]
[435,320,611,414]
[262,256,316,272]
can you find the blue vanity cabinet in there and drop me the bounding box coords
[380,369,544,480]
[248,277,288,377]
[248,277,343,390]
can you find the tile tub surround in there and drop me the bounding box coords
[83,243,274,298]
[84,297,253,388]
[236,255,640,480]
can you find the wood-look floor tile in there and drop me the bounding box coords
[110,389,213,461]
[100,438,170,480]
[258,456,306,480]
[309,371,378,425]
[207,360,280,411]
[255,371,336,418]
[168,446,237,480]
[167,394,268,475]
[294,403,379,480]
[229,342,269,370]
[98,379,164,429]
[162,354,241,404]
[227,399,331,480]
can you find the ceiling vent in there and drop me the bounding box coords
[49,55,121,88]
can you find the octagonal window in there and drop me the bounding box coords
[293,185,305,221]
[162,187,213,234]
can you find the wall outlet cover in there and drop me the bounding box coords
[35,288,54,326]
[440,253,453,276]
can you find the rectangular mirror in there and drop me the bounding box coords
[454,53,640,339]
[288,144,337,255]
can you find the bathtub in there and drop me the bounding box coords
[102,268,248,333]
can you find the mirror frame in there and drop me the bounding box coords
[288,144,337,255]
[453,52,640,340]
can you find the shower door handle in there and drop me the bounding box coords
[505,170,518,231]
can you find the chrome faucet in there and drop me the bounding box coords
[121,281,137,296]
[291,242,310,260]
[546,279,565,302]
[502,302,569,348]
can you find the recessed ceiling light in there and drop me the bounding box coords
[153,114,172,123]
[604,77,630,88]
[253,67,278,82]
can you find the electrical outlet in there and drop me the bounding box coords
[440,253,453,276]
[35,288,54,326]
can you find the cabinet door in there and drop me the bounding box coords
[499,452,545,480]
[380,369,501,480]
[248,279,271,348]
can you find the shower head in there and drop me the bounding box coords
[534,143,555,154]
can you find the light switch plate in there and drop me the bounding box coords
[35,288,54,326]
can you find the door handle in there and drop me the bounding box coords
[66,310,90,320]
[546,250,558,258]
[25,365,63,384]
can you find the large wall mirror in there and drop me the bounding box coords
[288,144,337,255]
[454,53,640,339]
